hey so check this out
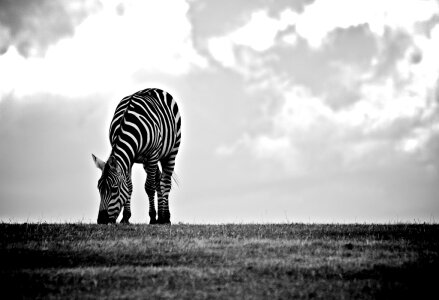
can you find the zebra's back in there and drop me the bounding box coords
[109,88,181,168]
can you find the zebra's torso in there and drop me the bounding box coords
[109,88,181,170]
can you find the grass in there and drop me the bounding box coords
[1,223,438,299]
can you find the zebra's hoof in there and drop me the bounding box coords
[120,219,130,224]
[157,219,171,225]
[149,218,157,225]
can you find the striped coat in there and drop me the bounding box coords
[92,88,181,224]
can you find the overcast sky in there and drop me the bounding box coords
[0,0,438,223]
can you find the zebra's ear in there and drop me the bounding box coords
[92,154,105,171]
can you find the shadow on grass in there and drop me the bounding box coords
[1,246,224,269]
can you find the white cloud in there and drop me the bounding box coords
[281,32,298,46]
[398,122,439,154]
[208,0,439,69]
[207,9,297,67]
[0,0,207,98]
[274,86,334,131]
[211,2,439,170]
[207,2,439,171]
[398,24,439,95]
[332,75,434,133]
[218,60,439,173]
[253,135,291,158]
[296,0,438,48]
[231,10,297,52]
[207,36,236,68]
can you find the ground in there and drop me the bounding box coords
[1,223,438,299]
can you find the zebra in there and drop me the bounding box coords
[92,88,181,224]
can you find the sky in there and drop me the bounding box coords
[0,0,438,224]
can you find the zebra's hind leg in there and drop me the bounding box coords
[144,162,159,224]
[155,166,162,222]
[157,159,175,225]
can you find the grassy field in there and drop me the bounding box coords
[1,223,438,299]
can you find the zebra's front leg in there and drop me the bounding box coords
[120,200,131,224]
[144,163,158,224]
[120,176,133,224]
[157,160,175,224]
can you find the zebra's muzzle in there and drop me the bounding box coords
[97,210,109,224]
[98,210,117,224]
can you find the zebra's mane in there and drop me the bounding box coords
[112,96,135,152]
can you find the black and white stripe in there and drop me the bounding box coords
[93,88,181,224]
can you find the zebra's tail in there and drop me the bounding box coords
[171,172,180,188]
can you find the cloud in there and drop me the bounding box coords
[0,0,101,57]
[206,0,439,74]
[217,37,439,174]
[211,2,439,178]
[207,9,297,68]
[0,0,207,98]
[295,0,439,48]
[224,9,297,52]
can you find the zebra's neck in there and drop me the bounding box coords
[110,145,133,176]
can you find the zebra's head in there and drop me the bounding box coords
[92,154,129,224]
